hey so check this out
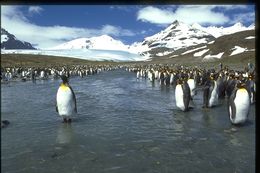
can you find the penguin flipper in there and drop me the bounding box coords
[56,105,58,113]
[229,90,237,119]
[69,86,77,113]
[192,85,210,92]
[182,83,191,111]
[203,87,210,108]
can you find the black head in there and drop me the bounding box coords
[176,78,183,85]
[60,75,69,84]
[236,80,246,88]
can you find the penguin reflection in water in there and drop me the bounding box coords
[175,77,191,112]
[56,75,77,123]
[228,79,250,125]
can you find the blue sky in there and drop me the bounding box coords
[1,5,255,49]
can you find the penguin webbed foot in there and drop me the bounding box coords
[62,118,68,123]
[62,118,72,123]
[183,107,190,112]
[202,105,209,109]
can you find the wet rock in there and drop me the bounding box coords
[224,127,238,133]
[1,120,10,128]
[51,153,58,158]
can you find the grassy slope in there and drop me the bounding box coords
[1,54,119,67]
[1,51,255,70]
[147,51,255,70]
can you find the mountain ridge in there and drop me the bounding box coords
[45,20,254,57]
[1,28,36,50]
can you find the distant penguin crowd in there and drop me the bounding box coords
[127,63,255,125]
[0,65,118,82]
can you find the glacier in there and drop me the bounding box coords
[1,49,150,62]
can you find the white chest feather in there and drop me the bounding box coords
[209,81,218,107]
[40,71,45,78]
[230,89,250,124]
[170,74,174,84]
[155,71,159,79]
[187,79,196,97]
[175,85,185,111]
[136,71,140,78]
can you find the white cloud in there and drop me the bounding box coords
[1,6,28,22]
[211,5,248,10]
[179,5,248,10]
[1,5,135,49]
[137,6,175,25]
[175,5,229,25]
[231,12,255,25]
[28,6,43,15]
[101,25,135,37]
[137,5,252,26]
[109,5,130,12]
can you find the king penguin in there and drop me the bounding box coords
[202,74,219,108]
[175,77,191,111]
[246,74,256,104]
[228,80,250,125]
[56,75,77,123]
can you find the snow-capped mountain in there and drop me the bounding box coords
[49,35,129,51]
[145,20,214,48]
[129,20,255,58]
[128,20,215,56]
[46,20,255,60]
[1,28,36,50]
[1,20,255,62]
[171,29,255,60]
[48,20,216,57]
[191,22,254,38]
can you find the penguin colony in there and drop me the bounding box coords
[1,65,119,124]
[0,65,118,82]
[1,63,255,125]
[127,64,255,125]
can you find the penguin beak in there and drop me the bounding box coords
[60,75,69,84]
[241,83,246,87]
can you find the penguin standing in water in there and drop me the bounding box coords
[246,74,256,104]
[228,79,250,125]
[159,70,165,85]
[136,70,141,79]
[202,73,218,108]
[216,72,226,99]
[175,77,191,111]
[56,75,77,123]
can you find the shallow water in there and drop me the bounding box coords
[1,69,255,173]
